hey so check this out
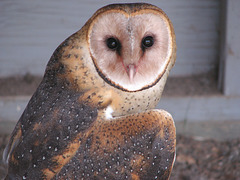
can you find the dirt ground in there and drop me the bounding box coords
[1,73,239,179]
[171,135,240,180]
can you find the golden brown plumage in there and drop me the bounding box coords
[3,3,176,180]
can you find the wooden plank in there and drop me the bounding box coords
[0,0,220,77]
[176,120,240,141]
[157,95,240,122]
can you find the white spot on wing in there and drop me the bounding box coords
[105,106,113,119]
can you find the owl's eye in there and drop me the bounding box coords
[106,37,120,50]
[142,36,154,49]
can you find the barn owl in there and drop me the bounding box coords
[3,3,176,180]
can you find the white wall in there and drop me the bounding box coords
[0,0,220,77]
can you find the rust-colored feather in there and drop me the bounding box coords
[54,110,176,179]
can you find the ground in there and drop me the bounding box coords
[0,74,239,179]
[171,135,240,180]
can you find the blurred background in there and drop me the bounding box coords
[0,0,239,179]
[0,0,221,77]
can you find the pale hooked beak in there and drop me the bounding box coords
[126,64,137,82]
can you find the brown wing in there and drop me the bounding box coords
[4,73,175,180]
[55,109,176,180]
[4,75,99,179]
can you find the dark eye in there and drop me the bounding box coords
[142,36,154,49]
[106,37,119,50]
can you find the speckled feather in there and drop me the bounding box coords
[3,3,176,180]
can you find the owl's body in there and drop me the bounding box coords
[3,3,176,180]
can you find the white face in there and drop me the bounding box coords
[89,10,173,92]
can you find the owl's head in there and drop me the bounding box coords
[87,3,176,92]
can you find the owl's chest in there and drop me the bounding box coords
[111,83,164,117]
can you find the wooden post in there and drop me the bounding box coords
[220,0,240,96]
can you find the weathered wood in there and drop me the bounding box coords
[220,0,240,95]
[158,95,240,122]
[0,0,220,77]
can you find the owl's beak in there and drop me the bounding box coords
[126,64,137,82]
